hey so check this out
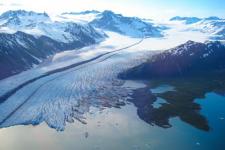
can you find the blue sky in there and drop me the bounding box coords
[0,0,224,20]
[142,0,225,17]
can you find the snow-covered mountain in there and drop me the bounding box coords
[62,10,100,15]
[0,10,105,43]
[170,16,225,40]
[190,19,225,40]
[59,10,101,23]
[120,40,225,79]
[170,16,201,24]
[0,31,62,79]
[0,10,106,79]
[0,10,50,26]
[170,16,223,24]
[60,10,163,38]
[90,10,163,38]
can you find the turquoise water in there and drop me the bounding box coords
[194,92,225,149]
[0,92,224,150]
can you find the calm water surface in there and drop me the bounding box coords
[0,91,224,150]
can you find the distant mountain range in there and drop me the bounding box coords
[170,16,223,24]
[170,16,202,24]
[190,19,225,40]
[62,10,100,15]
[0,10,224,80]
[170,16,225,40]
[61,10,163,38]
[90,10,162,38]
[120,41,225,79]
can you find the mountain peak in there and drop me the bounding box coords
[0,10,51,27]
[62,10,100,15]
[186,40,196,44]
[102,10,115,14]
[170,16,201,24]
[204,16,222,20]
[122,41,225,79]
[91,10,162,38]
[170,16,224,25]
[100,10,121,18]
[0,10,49,19]
[81,10,100,14]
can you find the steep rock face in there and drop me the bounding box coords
[90,10,162,38]
[120,41,225,79]
[0,31,85,79]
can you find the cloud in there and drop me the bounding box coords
[10,3,22,6]
[0,3,4,6]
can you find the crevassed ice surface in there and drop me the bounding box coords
[0,23,212,131]
[0,32,137,96]
[0,35,150,131]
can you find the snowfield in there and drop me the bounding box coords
[0,20,218,131]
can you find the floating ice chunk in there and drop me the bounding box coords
[150,84,175,94]
[152,97,169,109]
[196,142,201,146]
[219,117,224,120]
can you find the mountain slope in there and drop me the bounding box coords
[120,41,225,79]
[0,31,86,79]
[170,16,225,40]
[0,10,106,79]
[190,19,225,40]
[90,10,162,38]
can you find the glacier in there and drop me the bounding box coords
[0,32,151,131]
[0,14,219,131]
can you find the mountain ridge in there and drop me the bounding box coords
[0,10,106,79]
[120,40,225,79]
[170,16,223,24]
[90,10,163,38]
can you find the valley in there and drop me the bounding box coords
[0,8,225,150]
